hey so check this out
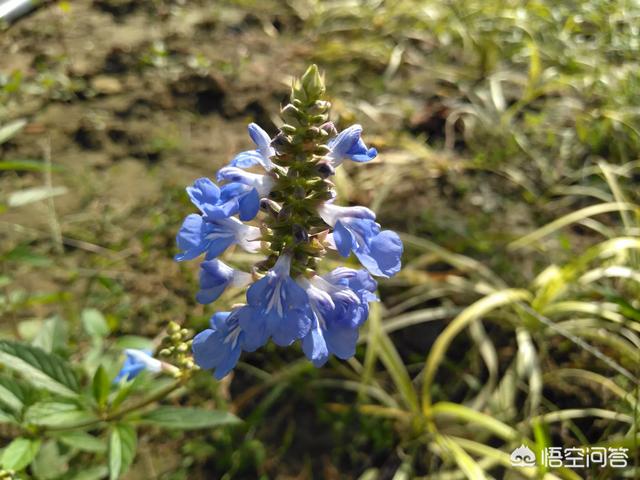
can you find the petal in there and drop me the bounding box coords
[272,307,312,346]
[192,329,226,370]
[302,326,329,367]
[248,123,271,149]
[175,214,206,261]
[196,285,227,304]
[238,188,260,221]
[203,234,235,260]
[329,124,362,158]
[245,274,270,307]
[238,306,268,351]
[324,324,359,359]
[203,199,239,220]
[187,178,220,213]
[199,260,233,288]
[213,344,241,380]
[332,221,353,257]
[230,150,263,168]
[369,230,403,277]
[210,312,230,330]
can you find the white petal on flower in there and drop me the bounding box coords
[231,270,252,287]
[318,203,376,226]
[124,349,162,373]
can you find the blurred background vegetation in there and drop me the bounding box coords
[1,0,639,478]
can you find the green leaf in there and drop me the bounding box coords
[0,159,62,172]
[1,437,41,471]
[92,365,111,408]
[69,465,109,480]
[436,434,487,480]
[109,424,137,480]
[31,440,69,480]
[0,340,79,397]
[82,309,110,339]
[0,376,27,413]
[0,408,16,425]
[0,119,27,145]
[25,402,96,428]
[33,316,68,354]
[69,466,109,480]
[56,431,107,453]
[8,186,68,207]
[139,406,241,430]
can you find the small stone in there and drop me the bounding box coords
[91,75,123,95]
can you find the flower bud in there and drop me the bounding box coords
[320,121,337,136]
[300,64,325,99]
[260,198,281,216]
[292,225,309,243]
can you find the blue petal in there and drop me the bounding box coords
[302,326,329,367]
[238,306,269,351]
[238,188,260,221]
[213,344,241,380]
[333,221,353,257]
[210,311,230,329]
[192,329,226,370]
[248,123,271,148]
[187,178,221,213]
[324,324,359,359]
[175,214,206,261]
[272,306,312,346]
[369,230,403,277]
[230,150,263,168]
[204,234,235,260]
[329,125,362,158]
[203,199,239,220]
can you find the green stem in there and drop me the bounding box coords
[44,379,185,432]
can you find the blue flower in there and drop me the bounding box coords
[323,267,378,326]
[327,124,377,167]
[299,269,377,366]
[241,254,312,349]
[175,214,261,262]
[217,166,274,199]
[193,310,251,380]
[114,349,162,383]
[196,259,252,304]
[230,123,275,170]
[187,177,260,222]
[319,203,403,278]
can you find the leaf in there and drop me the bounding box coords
[0,119,27,145]
[25,402,96,428]
[31,440,69,480]
[139,406,241,430]
[1,437,41,471]
[436,434,486,480]
[57,431,107,453]
[0,376,27,413]
[32,316,68,354]
[421,289,531,411]
[7,186,68,207]
[82,309,110,339]
[0,408,16,425]
[109,424,137,480]
[0,340,79,397]
[92,365,111,408]
[0,160,62,172]
[69,466,109,480]
[508,202,638,250]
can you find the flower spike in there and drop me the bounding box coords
[176,65,403,379]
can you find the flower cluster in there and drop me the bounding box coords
[176,66,403,379]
